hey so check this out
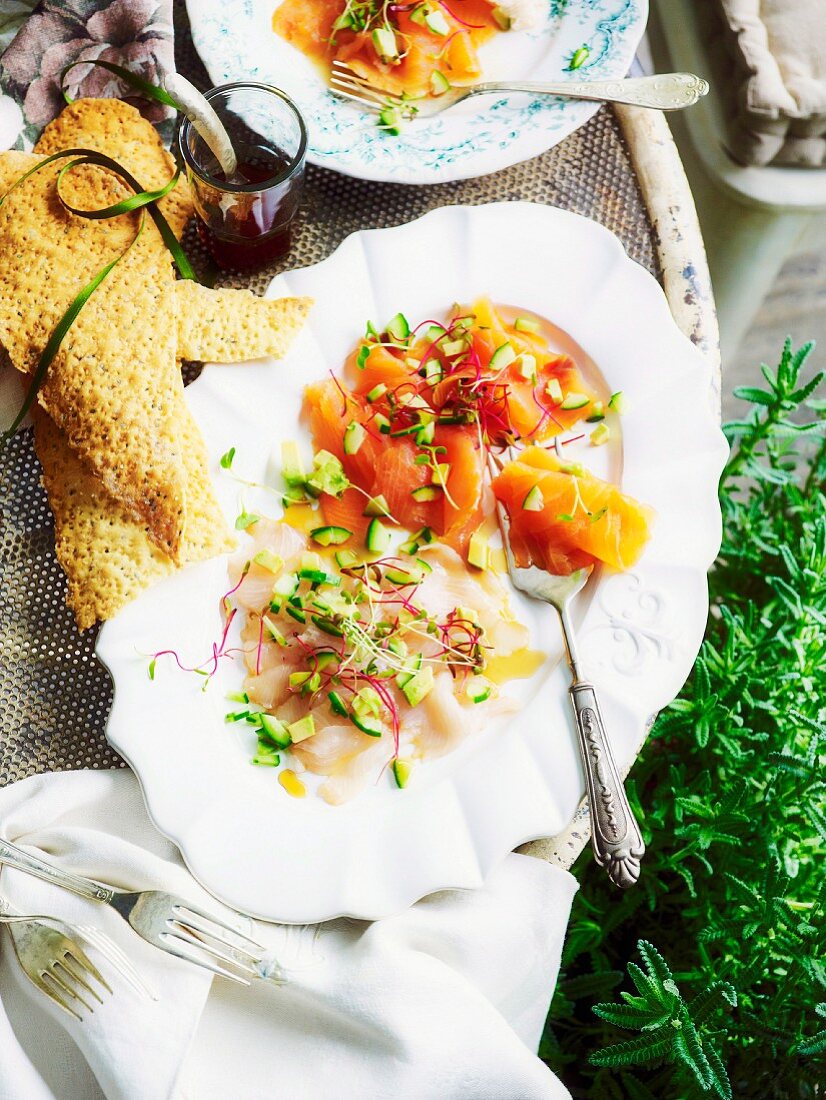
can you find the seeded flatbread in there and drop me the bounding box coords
[0,99,193,559]
[174,283,312,362]
[34,401,233,631]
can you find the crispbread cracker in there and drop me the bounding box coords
[34,400,233,631]
[175,282,312,362]
[0,99,193,559]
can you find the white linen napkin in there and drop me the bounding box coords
[0,770,576,1100]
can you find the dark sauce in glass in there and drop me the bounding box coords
[195,146,302,271]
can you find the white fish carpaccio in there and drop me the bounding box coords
[232,521,529,803]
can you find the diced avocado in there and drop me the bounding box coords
[290,669,316,692]
[310,525,352,547]
[301,551,323,571]
[386,312,410,342]
[353,685,382,717]
[430,70,451,96]
[372,27,399,62]
[282,486,309,508]
[466,677,492,704]
[405,357,421,371]
[545,378,564,404]
[366,517,392,553]
[590,423,611,446]
[344,421,366,455]
[424,8,449,34]
[411,485,440,502]
[468,528,489,570]
[522,484,545,512]
[363,494,391,517]
[518,353,537,382]
[514,315,541,334]
[492,5,511,29]
[393,758,414,788]
[259,713,291,748]
[489,342,516,372]
[402,665,435,706]
[608,391,626,414]
[306,450,349,497]
[281,440,305,488]
[351,712,383,737]
[335,548,359,569]
[560,393,590,411]
[328,690,348,717]
[253,549,284,573]
[366,383,387,403]
[287,714,316,743]
[395,651,423,689]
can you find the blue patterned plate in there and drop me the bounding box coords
[186,0,647,184]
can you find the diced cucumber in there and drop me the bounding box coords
[393,758,413,788]
[586,401,605,423]
[386,312,410,342]
[310,525,352,547]
[468,528,489,570]
[395,651,423,689]
[375,413,391,434]
[489,342,516,372]
[353,685,382,717]
[287,715,316,743]
[411,485,440,502]
[405,356,421,370]
[314,651,339,672]
[372,27,399,62]
[416,420,435,446]
[424,323,447,343]
[286,605,306,624]
[401,665,435,706]
[422,359,443,384]
[466,677,492,704]
[386,637,408,658]
[328,690,348,717]
[560,393,590,411]
[366,383,387,403]
[306,450,349,497]
[253,549,284,573]
[263,617,287,645]
[409,3,429,25]
[335,548,359,569]
[514,315,541,334]
[608,391,626,414]
[590,423,611,446]
[384,563,423,585]
[344,421,366,455]
[545,378,563,404]
[351,712,383,737]
[259,713,291,748]
[430,70,450,95]
[366,518,392,553]
[424,8,449,33]
[272,572,299,598]
[281,440,305,488]
[522,484,545,512]
[363,494,391,517]
[282,486,309,508]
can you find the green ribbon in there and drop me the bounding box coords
[0,144,197,446]
[60,59,181,110]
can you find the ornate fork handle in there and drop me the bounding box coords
[568,684,645,888]
[469,73,709,111]
[0,840,115,904]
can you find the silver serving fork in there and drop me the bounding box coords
[330,61,709,119]
[0,840,264,983]
[2,913,112,1021]
[487,447,645,888]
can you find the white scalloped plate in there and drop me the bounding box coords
[186,0,647,184]
[97,203,727,923]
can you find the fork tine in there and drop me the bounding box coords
[79,925,157,1002]
[485,447,520,575]
[329,86,383,113]
[61,950,108,1001]
[30,969,82,1021]
[65,943,112,995]
[171,902,265,953]
[171,906,263,961]
[159,931,252,985]
[167,920,259,976]
[44,966,94,1013]
[331,73,398,104]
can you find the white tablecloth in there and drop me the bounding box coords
[0,771,576,1100]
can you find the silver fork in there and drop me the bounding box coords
[331,62,709,118]
[487,448,645,888]
[0,840,264,984]
[3,914,112,1021]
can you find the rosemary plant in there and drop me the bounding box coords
[542,341,826,1098]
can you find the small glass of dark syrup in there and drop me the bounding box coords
[177,83,307,271]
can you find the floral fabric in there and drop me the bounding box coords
[0,0,174,148]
